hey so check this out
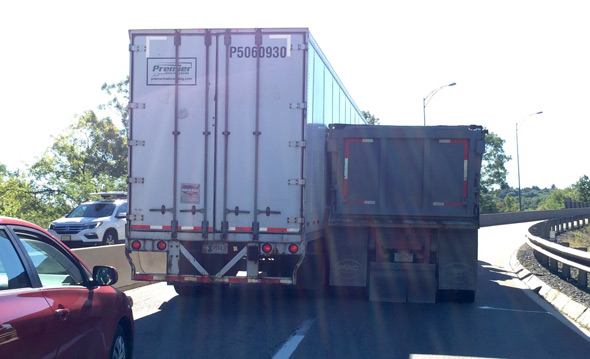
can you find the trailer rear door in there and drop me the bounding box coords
[128,29,306,239]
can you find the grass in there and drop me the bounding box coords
[557,226,590,251]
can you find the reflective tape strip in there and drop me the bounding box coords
[346,200,376,205]
[433,202,462,207]
[165,275,291,284]
[132,225,212,231]
[131,225,151,230]
[440,139,469,199]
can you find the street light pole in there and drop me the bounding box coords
[516,111,543,211]
[423,82,456,126]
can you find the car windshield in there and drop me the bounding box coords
[67,203,116,218]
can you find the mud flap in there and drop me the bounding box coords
[369,262,436,303]
[327,227,368,287]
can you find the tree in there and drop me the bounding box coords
[502,196,519,212]
[362,111,380,125]
[574,175,590,203]
[480,132,511,213]
[0,80,130,227]
[29,111,127,209]
[0,167,59,227]
[99,77,130,136]
[538,188,575,210]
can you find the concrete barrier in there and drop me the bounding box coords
[73,244,140,290]
[480,208,590,227]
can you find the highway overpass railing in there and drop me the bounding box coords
[525,212,590,290]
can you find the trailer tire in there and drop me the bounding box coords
[173,284,196,297]
[457,290,475,303]
[437,289,475,303]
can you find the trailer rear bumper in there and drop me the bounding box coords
[130,273,293,285]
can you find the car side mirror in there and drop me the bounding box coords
[115,212,127,219]
[92,266,119,286]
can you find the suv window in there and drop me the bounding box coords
[0,229,31,290]
[116,202,127,217]
[14,230,85,287]
[68,203,116,218]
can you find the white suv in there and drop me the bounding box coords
[48,192,127,246]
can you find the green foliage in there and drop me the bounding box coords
[480,132,511,213]
[29,111,127,209]
[362,111,380,125]
[0,80,129,226]
[573,175,590,202]
[99,77,130,137]
[537,189,564,210]
[0,169,62,228]
[501,196,519,212]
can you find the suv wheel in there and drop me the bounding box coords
[103,229,118,245]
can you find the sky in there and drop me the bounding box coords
[1,0,589,190]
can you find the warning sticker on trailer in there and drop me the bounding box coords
[147,58,197,86]
[181,183,200,204]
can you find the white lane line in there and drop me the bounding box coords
[272,317,316,359]
[478,305,550,315]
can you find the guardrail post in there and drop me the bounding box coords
[535,250,549,268]
[559,218,565,233]
[548,257,558,274]
[578,270,588,288]
[561,263,571,280]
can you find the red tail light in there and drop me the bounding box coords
[157,241,167,250]
[262,243,272,253]
[288,244,299,254]
[131,240,141,250]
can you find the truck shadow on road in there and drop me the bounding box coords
[133,259,573,358]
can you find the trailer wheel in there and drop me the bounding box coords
[457,290,475,303]
[437,289,475,303]
[173,284,196,297]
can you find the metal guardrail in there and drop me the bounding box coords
[527,218,590,290]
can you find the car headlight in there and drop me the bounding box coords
[85,221,103,229]
[49,223,56,230]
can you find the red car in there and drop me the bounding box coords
[0,216,134,359]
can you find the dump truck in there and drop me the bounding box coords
[125,27,486,302]
[325,124,485,302]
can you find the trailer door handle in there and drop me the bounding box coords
[150,205,174,214]
[257,207,281,216]
[226,206,250,216]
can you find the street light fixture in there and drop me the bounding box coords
[423,82,456,126]
[516,111,543,211]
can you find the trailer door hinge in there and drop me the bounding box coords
[291,43,307,51]
[128,139,145,147]
[288,178,306,186]
[129,45,146,52]
[127,177,144,184]
[127,214,144,221]
[289,102,307,109]
[287,217,305,224]
[128,102,146,110]
[289,140,306,148]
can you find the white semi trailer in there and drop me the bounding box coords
[125,28,366,295]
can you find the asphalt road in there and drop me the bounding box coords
[127,222,590,358]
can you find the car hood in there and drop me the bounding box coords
[52,216,110,224]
